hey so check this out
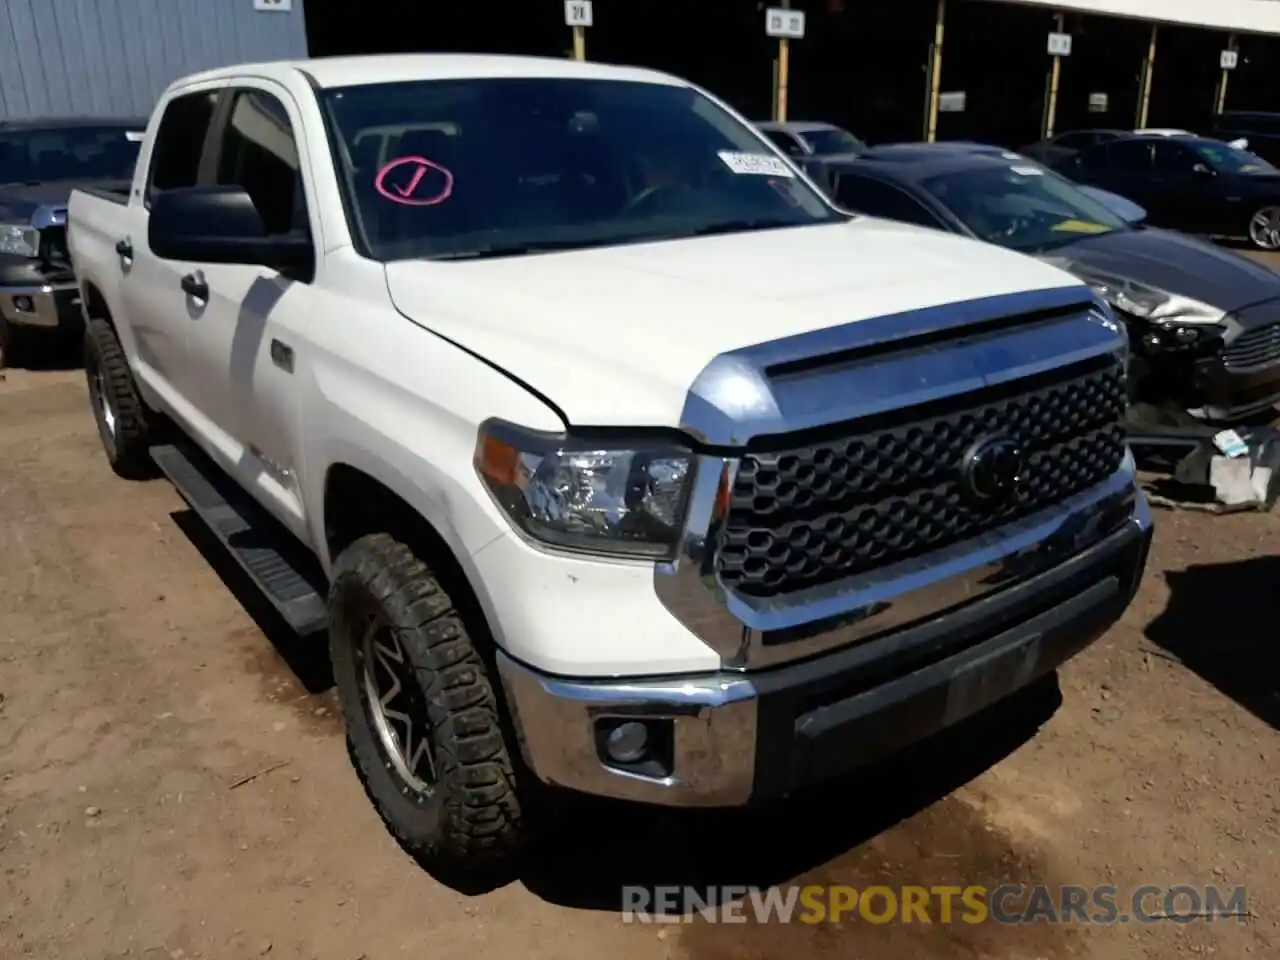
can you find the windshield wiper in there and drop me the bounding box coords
[681,218,812,238]
[426,219,817,261]
[428,237,623,260]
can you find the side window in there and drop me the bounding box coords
[148,91,218,195]
[835,174,940,228]
[215,90,307,236]
[1054,132,1091,150]
[1152,142,1199,174]
[763,129,806,157]
[1108,140,1154,173]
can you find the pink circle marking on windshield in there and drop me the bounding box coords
[374,156,455,206]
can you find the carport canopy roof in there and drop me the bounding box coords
[987,0,1280,36]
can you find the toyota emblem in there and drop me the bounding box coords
[960,436,1026,506]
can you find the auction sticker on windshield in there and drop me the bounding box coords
[1051,219,1110,234]
[718,151,795,177]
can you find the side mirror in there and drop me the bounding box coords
[1192,162,1215,177]
[148,185,312,273]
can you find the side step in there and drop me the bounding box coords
[151,443,329,636]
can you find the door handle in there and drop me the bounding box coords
[269,338,294,373]
[115,238,132,258]
[180,273,208,300]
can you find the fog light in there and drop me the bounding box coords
[604,721,650,763]
[13,295,34,313]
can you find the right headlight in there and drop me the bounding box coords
[0,221,39,259]
[474,420,695,560]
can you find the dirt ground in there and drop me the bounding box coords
[2,323,1279,959]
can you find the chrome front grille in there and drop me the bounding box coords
[1225,321,1280,369]
[716,356,1127,599]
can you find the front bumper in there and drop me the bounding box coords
[0,282,82,332]
[1188,352,1280,422]
[497,491,1152,807]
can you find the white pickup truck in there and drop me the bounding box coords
[69,54,1152,880]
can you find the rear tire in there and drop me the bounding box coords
[84,317,157,479]
[328,533,528,884]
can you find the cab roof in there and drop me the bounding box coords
[171,54,687,93]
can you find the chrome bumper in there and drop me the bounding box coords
[497,487,1152,808]
[0,282,80,329]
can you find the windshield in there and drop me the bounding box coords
[920,163,1130,252]
[0,125,141,185]
[1193,140,1276,175]
[320,77,842,261]
[802,127,865,155]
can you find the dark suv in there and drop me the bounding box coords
[0,117,145,368]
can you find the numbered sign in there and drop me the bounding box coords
[253,0,291,10]
[765,8,806,39]
[564,0,593,27]
[938,91,966,113]
[1088,92,1109,113]
[1220,49,1239,70]
[1047,32,1072,57]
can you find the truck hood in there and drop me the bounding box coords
[0,178,131,224]
[384,218,1083,429]
[1042,227,1280,315]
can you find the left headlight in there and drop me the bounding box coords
[475,421,695,560]
[0,221,39,259]
[1077,269,1223,324]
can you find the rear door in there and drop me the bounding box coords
[1083,139,1155,210]
[1148,140,1224,233]
[122,85,225,400]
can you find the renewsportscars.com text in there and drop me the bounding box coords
[621,884,1249,925]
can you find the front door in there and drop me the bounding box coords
[183,83,320,540]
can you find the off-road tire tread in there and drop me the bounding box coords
[331,533,525,877]
[84,317,154,479]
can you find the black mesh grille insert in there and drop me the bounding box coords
[717,357,1127,599]
[1225,322,1280,369]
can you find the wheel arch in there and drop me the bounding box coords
[320,460,502,656]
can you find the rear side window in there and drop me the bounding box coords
[1053,132,1094,149]
[1108,140,1154,173]
[834,174,940,228]
[215,90,308,236]
[148,91,218,195]
[762,128,806,157]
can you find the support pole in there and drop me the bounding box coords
[777,38,791,122]
[1044,12,1065,139]
[775,0,792,124]
[572,25,585,60]
[1136,24,1157,129]
[1215,33,1237,115]
[925,0,946,142]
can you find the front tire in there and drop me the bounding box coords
[0,316,17,371]
[328,533,527,883]
[1248,205,1280,250]
[83,317,157,479]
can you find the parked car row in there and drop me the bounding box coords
[61,55,1152,880]
[790,139,1280,435]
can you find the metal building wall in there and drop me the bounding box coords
[0,0,308,120]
